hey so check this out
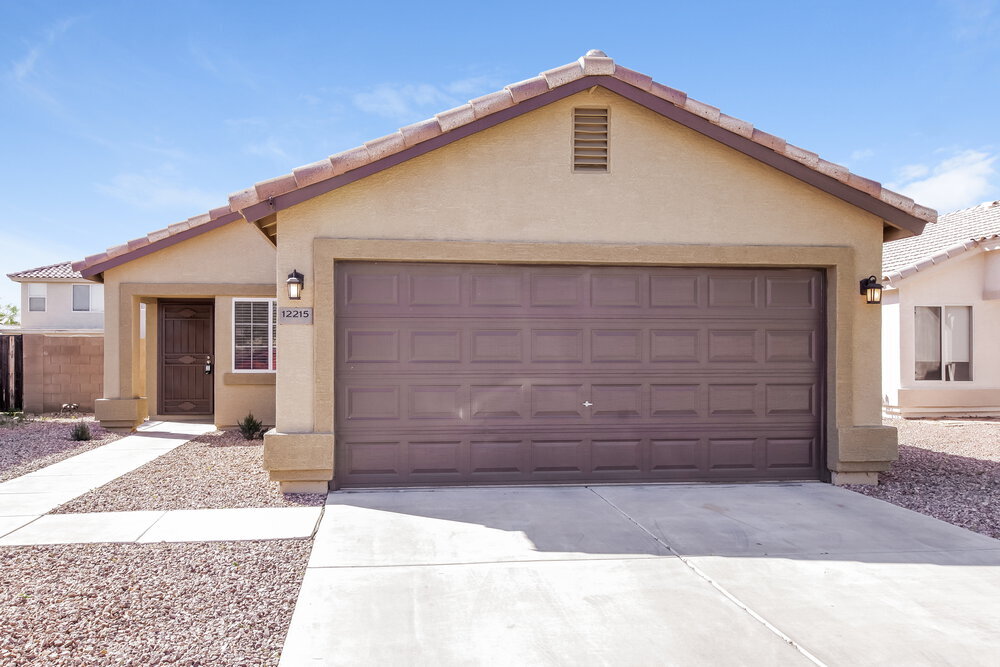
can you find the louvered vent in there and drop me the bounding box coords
[573,108,609,172]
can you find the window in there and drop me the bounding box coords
[28,283,46,312]
[73,285,90,311]
[71,284,104,312]
[573,108,609,172]
[915,306,972,381]
[233,299,277,372]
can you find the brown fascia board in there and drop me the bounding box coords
[241,75,928,238]
[78,211,244,279]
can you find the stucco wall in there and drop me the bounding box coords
[98,220,276,429]
[18,282,104,330]
[267,87,890,485]
[885,250,1000,416]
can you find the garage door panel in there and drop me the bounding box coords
[335,263,823,487]
[337,377,820,429]
[336,427,820,487]
[339,321,820,372]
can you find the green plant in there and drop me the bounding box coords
[237,412,264,440]
[0,304,18,326]
[70,422,92,441]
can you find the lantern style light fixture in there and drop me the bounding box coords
[286,270,304,300]
[859,275,883,305]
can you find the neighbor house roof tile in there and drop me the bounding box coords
[7,261,82,281]
[74,50,938,277]
[883,200,1000,282]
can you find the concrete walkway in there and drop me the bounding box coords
[0,421,214,533]
[0,420,324,546]
[0,506,322,545]
[280,483,1000,666]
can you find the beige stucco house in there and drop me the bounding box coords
[73,51,936,491]
[5,262,105,412]
[882,200,1000,417]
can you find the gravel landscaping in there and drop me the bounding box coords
[847,417,1000,539]
[52,429,325,514]
[0,538,311,666]
[0,415,120,484]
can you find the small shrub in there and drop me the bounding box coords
[0,411,26,427]
[70,422,92,441]
[238,412,264,440]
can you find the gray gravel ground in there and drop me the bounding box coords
[0,539,311,666]
[0,415,120,484]
[847,417,1000,539]
[52,429,325,514]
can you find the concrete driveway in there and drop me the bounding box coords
[280,483,1000,666]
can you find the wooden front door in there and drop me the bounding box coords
[158,301,214,416]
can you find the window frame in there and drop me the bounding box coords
[914,304,973,382]
[27,283,46,312]
[232,297,277,373]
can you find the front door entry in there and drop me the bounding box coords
[158,301,214,416]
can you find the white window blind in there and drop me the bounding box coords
[914,305,972,381]
[233,299,277,372]
[28,283,46,312]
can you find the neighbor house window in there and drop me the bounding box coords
[72,284,104,312]
[233,298,277,372]
[28,283,46,311]
[914,306,972,381]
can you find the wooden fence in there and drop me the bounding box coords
[0,334,23,412]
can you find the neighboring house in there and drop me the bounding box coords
[881,200,1000,417]
[5,262,105,412]
[71,51,936,491]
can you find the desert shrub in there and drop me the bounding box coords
[70,422,92,441]
[238,412,264,440]
[0,411,26,427]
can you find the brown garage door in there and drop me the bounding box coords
[334,263,823,488]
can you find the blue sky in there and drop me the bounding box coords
[2,0,998,307]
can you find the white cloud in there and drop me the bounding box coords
[9,17,76,82]
[351,75,500,120]
[96,172,221,211]
[889,149,998,212]
[850,148,875,161]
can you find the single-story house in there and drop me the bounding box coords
[4,261,105,412]
[72,51,936,491]
[882,199,1000,417]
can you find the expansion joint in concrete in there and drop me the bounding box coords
[586,486,828,667]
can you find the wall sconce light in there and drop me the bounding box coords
[860,275,883,305]
[286,270,304,300]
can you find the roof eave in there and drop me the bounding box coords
[239,75,931,238]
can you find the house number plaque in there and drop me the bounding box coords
[279,307,313,324]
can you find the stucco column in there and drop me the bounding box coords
[95,285,147,431]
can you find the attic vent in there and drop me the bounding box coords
[573,108,609,172]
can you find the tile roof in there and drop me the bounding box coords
[73,50,938,277]
[7,261,82,281]
[882,200,1000,282]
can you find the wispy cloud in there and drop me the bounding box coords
[189,44,260,91]
[941,0,1000,40]
[9,17,77,82]
[850,148,875,161]
[351,75,501,121]
[888,149,998,213]
[244,137,291,161]
[96,172,221,211]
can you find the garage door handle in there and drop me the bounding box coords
[582,401,593,407]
